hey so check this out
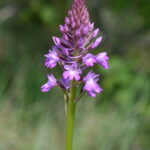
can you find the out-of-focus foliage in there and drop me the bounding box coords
[0,0,149,150]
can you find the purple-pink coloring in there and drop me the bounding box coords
[41,0,109,97]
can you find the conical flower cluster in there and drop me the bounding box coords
[41,0,109,97]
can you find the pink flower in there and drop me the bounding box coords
[83,71,103,97]
[63,63,82,81]
[82,53,96,67]
[45,46,59,68]
[41,74,57,92]
[96,52,109,69]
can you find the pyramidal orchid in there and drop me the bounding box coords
[41,0,109,150]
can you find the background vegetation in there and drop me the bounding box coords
[0,0,149,150]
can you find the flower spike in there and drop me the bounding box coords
[41,0,109,97]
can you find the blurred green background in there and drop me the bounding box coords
[0,0,150,150]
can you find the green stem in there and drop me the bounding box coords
[65,80,76,150]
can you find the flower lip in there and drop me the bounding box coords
[41,74,57,92]
[63,62,82,81]
[82,53,96,67]
[83,71,103,97]
[44,49,60,68]
[96,52,109,69]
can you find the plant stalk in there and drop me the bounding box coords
[65,80,76,150]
